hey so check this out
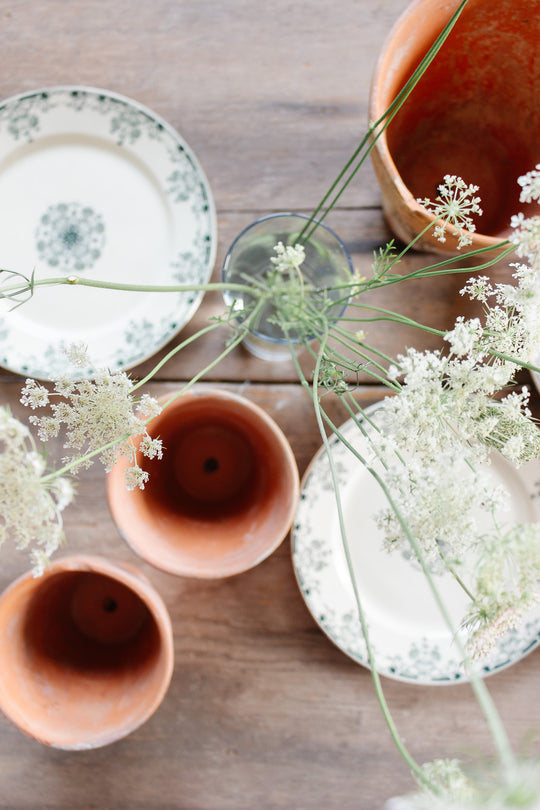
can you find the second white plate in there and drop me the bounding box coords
[292,407,540,684]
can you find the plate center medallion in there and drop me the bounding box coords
[35,202,106,272]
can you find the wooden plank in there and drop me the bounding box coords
[0,0,411,211]
[0,0,537,808]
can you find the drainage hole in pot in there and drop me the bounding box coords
[102,597,118,613]
[203,457,219,474]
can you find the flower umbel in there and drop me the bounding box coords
[20,344,163,490]
[517,163,540,204]
[418,174,482,248]
[0,407,73,574]
[270,241,306,274]
[386,757,540,809]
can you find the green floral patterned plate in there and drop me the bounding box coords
[0,86,216,379]
[292,407,540,685]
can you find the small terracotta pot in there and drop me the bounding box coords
[0,555,174,749]
[107,389,300,578]
[370,0,540,253]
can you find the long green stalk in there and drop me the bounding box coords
[288,331,435,790]
[0,273,256,299]
[319,403,518,778]
[298,0,471,243]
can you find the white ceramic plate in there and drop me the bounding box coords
[0,86,217,379]
[292,407,540,684]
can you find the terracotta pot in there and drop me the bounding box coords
[107,388,300,578]
[0,555,174,749]
[369,0,540,254]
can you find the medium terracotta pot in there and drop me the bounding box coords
[0,555,174,749]
[107,388,300,578]
[370,0,540,253]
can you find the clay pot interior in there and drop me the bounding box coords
[0,557,173,749]
[370,0,540,249]
[107,390,299,578]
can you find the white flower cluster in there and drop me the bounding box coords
[369,168,540,651]
[517,164,540,204]
[372,289,540,574]
[462,524,540,659]
[418,174,482,248]
[0,407,73,575]
[270,241,306,274]
[510,164,540,279]
[20,344,163,490]
[386,758,540,809]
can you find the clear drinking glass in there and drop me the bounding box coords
[222,213,354,361]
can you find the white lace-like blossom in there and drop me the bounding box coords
[386,758,540,809]
[509,214,540,268]
[0,407,73,574]
[20,344,163,490]
[63,341,91,368]
[518,164,540,204]
[509,165,540,271]
[444,317,483,358]
[462,524,540,658]
[371,258,540,620]
[418,175,482,248]
[270,241,306,273]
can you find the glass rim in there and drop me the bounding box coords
[221,213,354,347]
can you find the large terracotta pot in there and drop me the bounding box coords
[107,388,300,578]
[0,555,174,749]
[370,0,540,253]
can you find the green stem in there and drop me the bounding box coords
[131,320,224,391]
[1,274,257,297]
[343,303,446,337]
[288,332,433,789]
[298,0,471,242]
[368,242,514,290]
[159,300,266,409]
[329,323,401,369]
[488,350,540,374]
[321,408,517,777]
[42,299,266,482]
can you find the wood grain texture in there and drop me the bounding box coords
[0,1,538,809]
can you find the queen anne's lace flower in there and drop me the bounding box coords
[63,341,91,368]
[386,758,540,809]
[0,407,73,574]
[509,214,540,267]
[461,523,540,658]
[20,378,50,409]
[270,241,306,274]
[518,164,540,204]
[372,259,540,616]
[20,345,163,490]
[418,175,482,248]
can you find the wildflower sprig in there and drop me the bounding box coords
[20,344,164,490]
[418,174,483,248]
[0,407,73,575]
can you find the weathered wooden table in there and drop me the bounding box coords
[0,1,537,808]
